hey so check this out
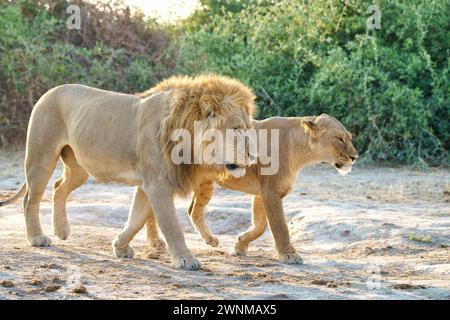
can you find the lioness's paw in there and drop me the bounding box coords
[233,242,248,256]
[54,222,70,240]
[205,236,219,247]
[149,238,166,251]
[279,252,303,265]
[28,234,52,247]
[172,256,202,270]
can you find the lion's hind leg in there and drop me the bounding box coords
[52,146,89,240]
[24,143,62,247]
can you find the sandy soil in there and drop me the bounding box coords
[0,151,449,300]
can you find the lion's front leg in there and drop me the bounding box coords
[144,183,202,270]
[112,187,150,258]
[261,192,303,264]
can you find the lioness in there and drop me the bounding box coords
[146,114,358,264]
[0,74,256,270]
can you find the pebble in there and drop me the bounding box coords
[1,280,14,288]
[72,285,87,294]
[43,284,61,292]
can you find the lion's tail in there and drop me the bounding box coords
[0,183,26,207]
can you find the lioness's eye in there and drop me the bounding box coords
[336,137,344,143]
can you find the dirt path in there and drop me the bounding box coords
[0,151,449,299]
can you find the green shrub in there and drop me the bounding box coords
[0,0,172,146]
[175,0,449,165]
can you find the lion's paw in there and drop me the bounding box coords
[205,236,219,247]
[279,252,303,265]
[113,245,135,259]
[233,242,248,256]
[28,234,52,247]
[54,221,70,240]
[171,256,202,270]
[112,238,135,258]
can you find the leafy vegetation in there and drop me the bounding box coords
[408,233,432,243]
[0,0,448,165]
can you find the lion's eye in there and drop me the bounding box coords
[336,137,344,143]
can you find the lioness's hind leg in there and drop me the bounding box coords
[188,181,218,247]
[234,195,267,256]
[53,146,89,240]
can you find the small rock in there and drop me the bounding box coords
[392,283,426,290]
[147,251,161,259]
[52,276,64,284]
[311,279,328,286]
[43,284,61,292]
[1,280,14,288]
[72,285,87,294]
[255,263,266,267]
[30,279,42,286]
[340,229,351,236]
[40,263,62,270]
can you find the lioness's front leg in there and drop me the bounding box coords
[145,183,201,270]
[145,208,166,250]
[188,181,219,247]
[234,195,267,256]
[113,187,151,258]
[261,192,303,264]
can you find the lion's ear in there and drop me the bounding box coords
[199,94,219,118]
[301,117,325,138]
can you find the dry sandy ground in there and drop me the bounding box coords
[0,151,449,300]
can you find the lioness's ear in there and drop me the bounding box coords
[301,117,325,138]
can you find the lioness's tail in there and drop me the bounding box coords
[0,183,26,207]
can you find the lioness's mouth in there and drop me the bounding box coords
[225,163,247,178]
[226,163,238,171]
[335,163,352,175]
[226,163,249,171]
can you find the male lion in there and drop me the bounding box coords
[146,114,358,264]
[0,74,256,270]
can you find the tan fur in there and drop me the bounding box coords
[146,114,358,264]
[0,74,256,270]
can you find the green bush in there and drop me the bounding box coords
[0,0,172,146]
[175,0,449,165]
[0,0,448,165]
